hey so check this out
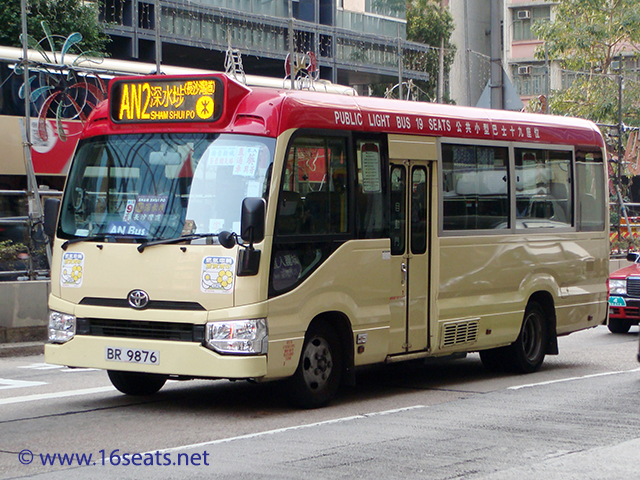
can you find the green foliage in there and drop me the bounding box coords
[532,0,640,74]
[0,240,28,267]
[531,0,640,126]
[406,0,455,48]
[369,0,456,101]
[548,74,640,126]
[0,0,109,54]
[406,0,455,101]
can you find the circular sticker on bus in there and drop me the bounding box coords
[196,96,215,120]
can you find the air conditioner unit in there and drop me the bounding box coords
[518,66,532,75]
[517,10,531,19]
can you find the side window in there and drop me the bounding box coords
[442,144,509,230]
[411,166,428,255]
[576,149,605,231]
[390,165,406,255]
[271,134,349,296]
[355,139,386,238]
[515,149,572,228]
[276,136,348,235]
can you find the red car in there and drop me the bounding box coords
[609,252,640,333]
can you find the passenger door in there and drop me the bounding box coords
[387,135,437,355]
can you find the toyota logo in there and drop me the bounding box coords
[128,290,150,309]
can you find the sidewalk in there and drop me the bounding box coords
[0,341,44,358]
[0,326,46,358]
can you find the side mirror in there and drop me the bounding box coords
[627,252,640,263]
[241,197,266,246]
[44,198,60,239]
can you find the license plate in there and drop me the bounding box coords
[609,296,626,307]
[105,347,159,365]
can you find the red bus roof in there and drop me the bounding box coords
[84,74,604,148]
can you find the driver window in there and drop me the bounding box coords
[276,136,348,235]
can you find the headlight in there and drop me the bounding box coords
[48,311,76,344]
[204,319,268,355]
[610,279,627,295]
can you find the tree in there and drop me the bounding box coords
[405,0,456,102]
[0,0,109,54]
[369,0,455,102]
[531,0,640,126]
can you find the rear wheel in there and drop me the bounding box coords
[480,301,548,374]
[108,370,167,396]
[505,301,548,373]
[287,323,343,409]
[607,318,632,334]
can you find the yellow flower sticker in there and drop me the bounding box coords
[201,256,234,294]
[61,252,84,288]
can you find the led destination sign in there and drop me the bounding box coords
[110,77,224,123]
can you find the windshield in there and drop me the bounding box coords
[59,133,274,242]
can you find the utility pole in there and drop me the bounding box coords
[616,62,629,245]
[437,0,445,103]
[397,23,403,100]
[489,0,503,109]
[20,0,50,273]
[155,0,161,73]
[288,0,295,90]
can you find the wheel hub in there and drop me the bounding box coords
[302,338,333,390]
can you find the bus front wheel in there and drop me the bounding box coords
[287,322,343,409]
[108,370,167,396]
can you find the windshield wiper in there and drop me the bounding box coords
[137,233,223,253]
[61,235,109,251]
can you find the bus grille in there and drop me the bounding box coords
[441,320,479,348]
[79,297,205,311]
[76,318,205,343]
[627,277,640,298]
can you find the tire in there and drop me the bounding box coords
[607,318,632,334]
[108,370,167,396]
[286,323,343,409]
[504,301,548,373]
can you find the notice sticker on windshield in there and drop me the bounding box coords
[60,252,84,288]
[201,256,235,294]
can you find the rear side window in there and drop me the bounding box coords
[442,144,509,230]
[576,149,605,231]
[515,148,572,228]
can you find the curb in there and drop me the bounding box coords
[0,342,45,358]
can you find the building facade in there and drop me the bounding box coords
[504,0,556,108]
[448,0,555,109]
[100,0,433,90]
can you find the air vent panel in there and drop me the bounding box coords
[441,320,479,348]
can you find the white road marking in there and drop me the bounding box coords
[508,367,640,390]
[18,363,64,371]
[0,386,115,406]
[18,363,97,372]
[0,378,48,391]
[148,405,429,454]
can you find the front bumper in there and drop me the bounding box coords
[45,335,267,379]
[608,296,640,323]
